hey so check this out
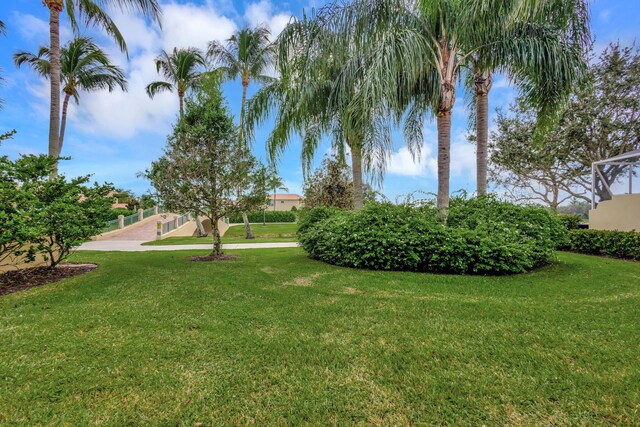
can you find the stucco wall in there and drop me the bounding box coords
[267,199,303,211]
[589,194,640,231]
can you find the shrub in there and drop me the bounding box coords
[228,210,296,223]
[109,208,135,220]
[298,197,565,275]
[557,214,583,230]
[297,206,344,235]
[562,229,640,260]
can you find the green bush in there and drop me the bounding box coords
[562,229,640,260]
[298,196,566,275]
[297,206,344,235]
[228,210,296,223]
[557,214,583,230]
[109,208,135,220]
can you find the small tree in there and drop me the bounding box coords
[490,43,640,208]
[146,77,264,256]
[3,153,113,268]
[303,155,356,210]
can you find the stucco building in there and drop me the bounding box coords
[268,193,304,211]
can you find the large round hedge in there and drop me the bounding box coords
[297,197,566,275]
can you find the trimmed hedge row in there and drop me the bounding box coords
[561,229,640,260]
[228,210,296,223]
[298,197,566,275]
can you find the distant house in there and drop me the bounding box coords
[268,193,304,211]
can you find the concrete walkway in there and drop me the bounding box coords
[77,240,299,252]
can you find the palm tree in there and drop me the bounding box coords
[467,1,590,195]
[207,25,276,131]
[0,20,6,110]
[208,25,276,237]
[245,19,399,210]
[146,47,206,117]
[146,47,206,237]
[316,0,589,216]
[43,0,161,176]
[14,37,127,155]
[267,169,288,212]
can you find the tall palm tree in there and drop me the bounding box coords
[208,25,276,237]
[146,47,206,237]
[316,0,589,216]
[146,47,206,117]
[207,25,276,131]
[267,169,288,212]
[0,20,6,110]
[246,18,399,210]
[43,0,161,176]
[14,37,127,155]
[467,0,590,195]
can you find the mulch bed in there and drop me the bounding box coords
[189,255,238,262]
[0,264,97,297]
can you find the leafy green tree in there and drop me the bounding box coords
[14,37,127,155]
[138,194,157,209]
[2,153,113,269]
[303,155,354,210]
[146,47,206,117]
[489,102,580,210]
[491,44,640,208]
[146,77,265,256]
[312,0,588,215]
[42,0,161,176]
[208,25,276,236]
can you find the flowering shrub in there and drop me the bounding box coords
[298,196,566,275]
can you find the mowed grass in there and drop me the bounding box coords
[0,250,639,425]
[143,223,298,246]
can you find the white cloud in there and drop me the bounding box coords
[12,12,72,43]
[245,0,293,38]
[159,2,237,51]
[386,128,476,181]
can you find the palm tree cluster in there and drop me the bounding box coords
[244,0,590,216]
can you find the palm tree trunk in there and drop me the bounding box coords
[58,92,71,155]
[436,111,452,218]
[240,80,248,132]
[351,142,365,210]
[47,1,63,178]
[179,93,184,117]
[474,70,492,196]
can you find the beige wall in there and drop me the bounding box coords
[589,194,640,231]
[0,248,51,273]
[267,199,303,211]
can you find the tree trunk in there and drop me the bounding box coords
[58,92,71,155]
[351,142,364,210]
[47,1,63,178]
[474,70,492,196]
[239,80,249,143]
[179,93,184,117]
[195,216,206,237]
[242,212,254,239]
[436,112,452,219]
[211,217,222,256]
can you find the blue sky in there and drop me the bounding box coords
[0,0,638,199]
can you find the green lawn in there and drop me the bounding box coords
[1,250,639,425]
[143,223,298,246]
